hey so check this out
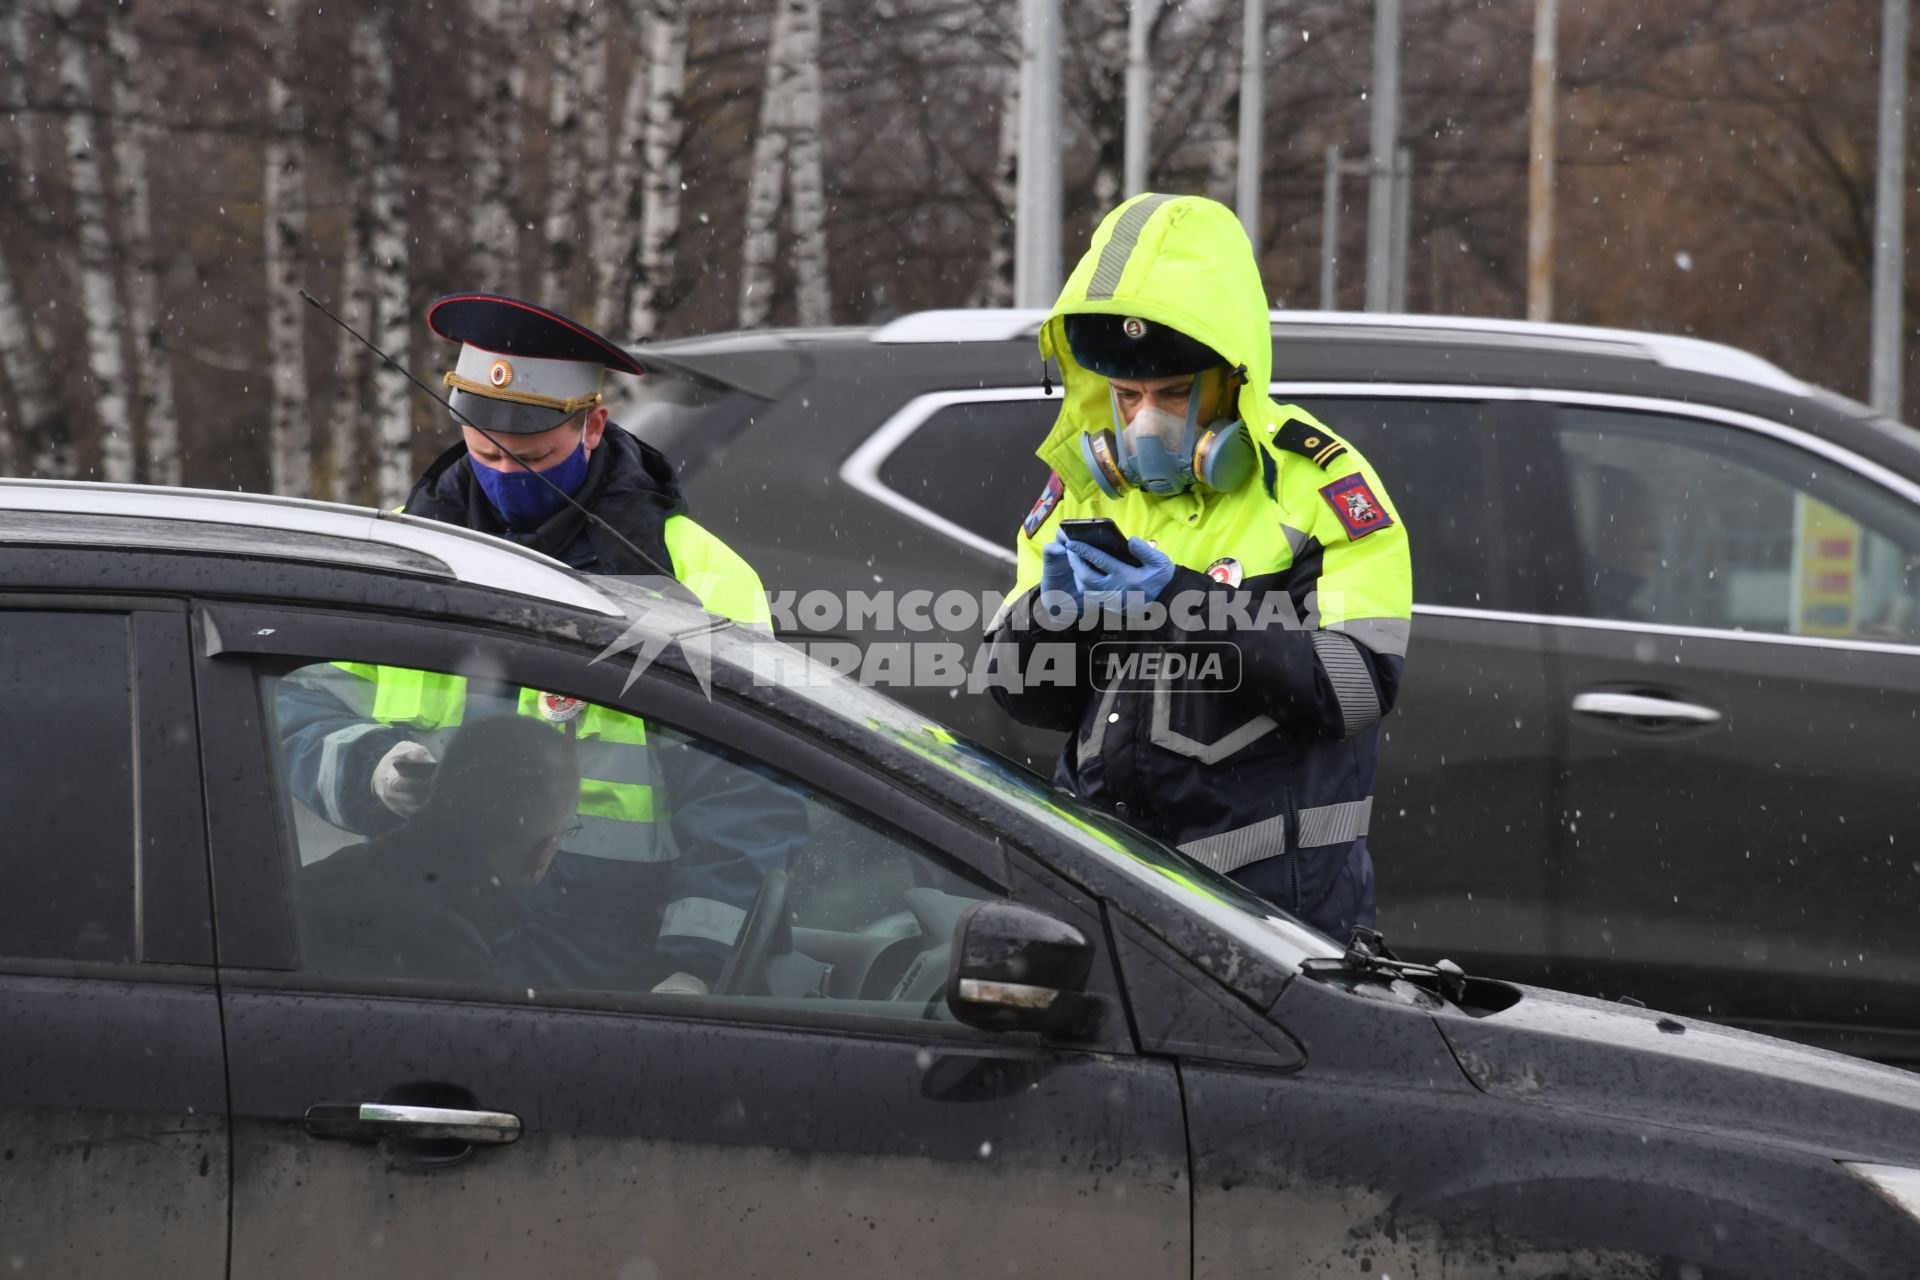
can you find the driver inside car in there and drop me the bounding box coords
[278,663,809,997]
[296,716,581,984]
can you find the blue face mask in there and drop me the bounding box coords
[472,434,591,526]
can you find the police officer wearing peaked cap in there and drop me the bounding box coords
[277,293,802,998]
[408,292,771,621]
[986,194,1413,940]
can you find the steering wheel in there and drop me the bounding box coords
[714,869,790,997]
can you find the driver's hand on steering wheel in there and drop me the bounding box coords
[652,971,710,996]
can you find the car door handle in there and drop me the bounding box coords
[1571,691,1722,725]
[303,1102,522,1145]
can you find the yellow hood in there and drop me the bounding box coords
[1036,193,1275,498]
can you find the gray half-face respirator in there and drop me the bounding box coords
[1079,369,1257,498]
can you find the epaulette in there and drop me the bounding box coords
[1271,419,1349,470]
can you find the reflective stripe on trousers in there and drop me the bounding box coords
[1177,797,1374,877]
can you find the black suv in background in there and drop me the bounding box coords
[620,309,1920,1064]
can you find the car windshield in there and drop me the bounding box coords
[716,631,1342,973]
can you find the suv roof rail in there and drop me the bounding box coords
[1266,311,1810,396]
[870,310,1051,344]
[0,479,623,616]
[868,307,1809,397]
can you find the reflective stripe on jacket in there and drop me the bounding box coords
[987,193,1413,939]
[329,663,662,863]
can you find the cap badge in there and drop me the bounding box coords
[536,692,585,723]
[1206,557,1244,588]
[1122,317,1148,340]
[488,359,514,389]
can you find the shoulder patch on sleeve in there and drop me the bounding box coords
[1022,471,1065,538]
[1320,473,1394,540]
[1273,419,1350,470]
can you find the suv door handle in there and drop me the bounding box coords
[304,1102,522,1145]
[1571,691,1722,725]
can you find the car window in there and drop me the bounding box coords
[259,659,994,1014]
[1285,396,1549,611]
[0,611,136,962]
[873,397,1058,544]
[1551,407,1920,642]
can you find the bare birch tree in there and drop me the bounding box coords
[737,0,796,328]
[263,0,310,497]
[0,5,61,476]
[785,0,831,326]
[587,1,638,328]
[539,0,590,307]
[328,220,371,503]
[1081,0,1128,210]
[0,253,52,477]
[626,0,687,341]
[1203,96,1237,206]
[54,0,134,483]
[107,2,180,486]
[327,20,376,503]
[357,14,412,509]
[974,66,1019,306]
[470,0,529,287]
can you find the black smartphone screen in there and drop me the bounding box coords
[1058,518,1143,567]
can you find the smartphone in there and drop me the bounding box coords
[1058,517,1143,567]
[392,757,438,779]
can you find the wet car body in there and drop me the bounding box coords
[625,310,1920,1066]
[3,480,1920,1277]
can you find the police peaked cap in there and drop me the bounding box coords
[1063,313,1225,380]
[428,293,646,435]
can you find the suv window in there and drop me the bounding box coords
[262,659,992,1013]
[1290,396,1557,612]
[1552,407,1920,641]
[0,612,136,961]
[874,397,1057,545]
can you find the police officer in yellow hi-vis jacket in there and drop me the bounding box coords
[278,294,800,997]
[986,195,1412,939]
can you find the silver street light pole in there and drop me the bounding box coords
[1390,145,1411,311]
[1236,0,1264,238]
[1125,0,1157,196]
[1321,144,1342,309]
[1527,0,1558,323]
[1365,0,1401,312]
[1872,0,1908,416]
[1015,0,1061,308]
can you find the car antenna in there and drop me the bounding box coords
[298,288,684,588]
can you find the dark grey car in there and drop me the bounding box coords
[7,479,1920,1277]
[619,309,1920,1066]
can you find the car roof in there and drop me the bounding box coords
[633,307,1920,476]
[647,308,1811,400]
[629,305,1858,408]
[0,478,626,617]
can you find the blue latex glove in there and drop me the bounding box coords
[1040,535,1082,608]
[1065,536,1176,614]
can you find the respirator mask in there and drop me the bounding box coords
[1062,313,1257,499]
[1078,367,1256,499]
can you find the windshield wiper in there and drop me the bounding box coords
[1300,926,1468,1003]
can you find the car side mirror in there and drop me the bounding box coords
[945,900,1098,1035]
